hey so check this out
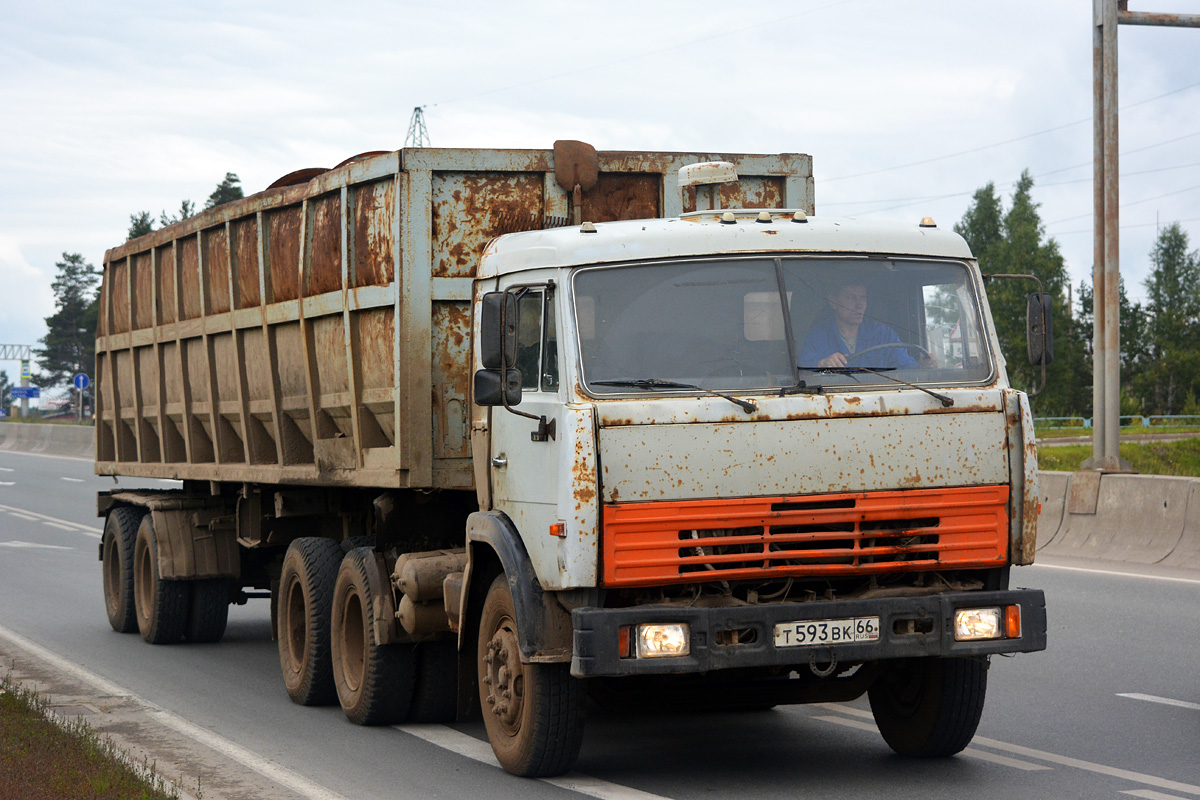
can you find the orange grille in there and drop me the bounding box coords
[601,486,1010,587]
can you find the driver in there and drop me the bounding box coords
[799,282,924,369]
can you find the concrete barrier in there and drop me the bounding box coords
[1160,481,1200,570]
[0,422,95,458]
[1039,471,1195,566]
[1036,471,1069,549]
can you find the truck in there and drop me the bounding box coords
[94,140,1047,777]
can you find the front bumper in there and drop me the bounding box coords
[570,589,1046,678]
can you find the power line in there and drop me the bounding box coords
[823,80,1200,183]
[1051,215,1200,236]
[823,160,1200,208]
[1046,183,1200,226]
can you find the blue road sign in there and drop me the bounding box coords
[11,386,40,400]
[73,373,90,390]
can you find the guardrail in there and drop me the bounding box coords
[1035,415,1200,430]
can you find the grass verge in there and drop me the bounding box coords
[1038,436,1200,477]
[0,677,181,800]
[1035,424,1200,439]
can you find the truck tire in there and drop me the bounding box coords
[868,657,988,757]
[477,574,586,777]
[186,579,231,643]
[330,547,416,725]
[133,515,190,644]
[101,506,146,633]
[408,639,459,723]
[277,537,343,706]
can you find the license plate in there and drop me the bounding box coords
[774,616,880,647]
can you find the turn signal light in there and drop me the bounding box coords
[1005,604,1022,639]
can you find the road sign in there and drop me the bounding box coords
[73,373,90,390]
[20,361,31,380]
[11,386,40,400]
[0,408,6,417]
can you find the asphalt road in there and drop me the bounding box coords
[1,448,1198,800]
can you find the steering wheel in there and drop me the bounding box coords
[852,342,933,360]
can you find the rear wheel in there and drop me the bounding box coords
[868,657,988,757]
[477,575,585,777]
[186,579,231,643]
[277,537,343,706]
[331,547,416,725]
[409,639,459,722]
[133,515,190,644]
[101,506,145,633]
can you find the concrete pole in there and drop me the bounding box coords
[1086,0,1131,472]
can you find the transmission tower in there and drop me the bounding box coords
[404,106,430,147]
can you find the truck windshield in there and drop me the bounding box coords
[573,257,991,394]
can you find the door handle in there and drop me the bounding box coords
[491,455,508,469]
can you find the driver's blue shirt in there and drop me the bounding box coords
[798,315,917,369]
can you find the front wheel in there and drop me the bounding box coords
[477,575,585,777]
[868,657,988,757]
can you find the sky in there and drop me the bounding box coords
[2,0,1198,385]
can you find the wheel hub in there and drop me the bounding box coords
[482,623,523,732]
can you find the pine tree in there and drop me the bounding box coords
[205,173,244,210]
[0,370,10,410]
[128,211,154,240]
[35,253,100,388]
[1133,223,1200,413]
[159,199,196,228]
[955,172,1090,415]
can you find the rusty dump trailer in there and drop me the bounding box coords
[95,140,1046,778]
[95,144,809,486]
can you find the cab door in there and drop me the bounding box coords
[488,283,564,574]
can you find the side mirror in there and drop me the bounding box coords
[480,292,518,370]
[473,368,522,407]
[1026,292,1054,366]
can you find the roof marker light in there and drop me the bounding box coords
[720,211,736,225]
[791,210,808,223]
[919,217,937,228]
[580,221,597,233]
[756,211,772,223]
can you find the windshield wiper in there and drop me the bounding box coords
[798,366,953,407]
[592,378,758,414]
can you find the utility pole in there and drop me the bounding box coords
[1084,0,1200,472]
[404,106,431,148]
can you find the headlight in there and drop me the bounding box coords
[635,623,690,658]
[953,607,1002,641]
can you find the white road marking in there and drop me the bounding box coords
[0,624,349,800]
[1029,563,1200,586]
[397,724,673,800]
[42,521,75,531]
[6,511,38,522]
[0,481,15,486]
[0,466,14,471]
[1124,791,1194,800]
[963,748,1052,771]
[0,541,73,550]
[0,449,92,463]
[1118,693,1200,712]
[61,476,84,483]
[816,704,1200,794]
[0,503,102,537]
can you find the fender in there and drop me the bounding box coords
[461,510,573,663]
